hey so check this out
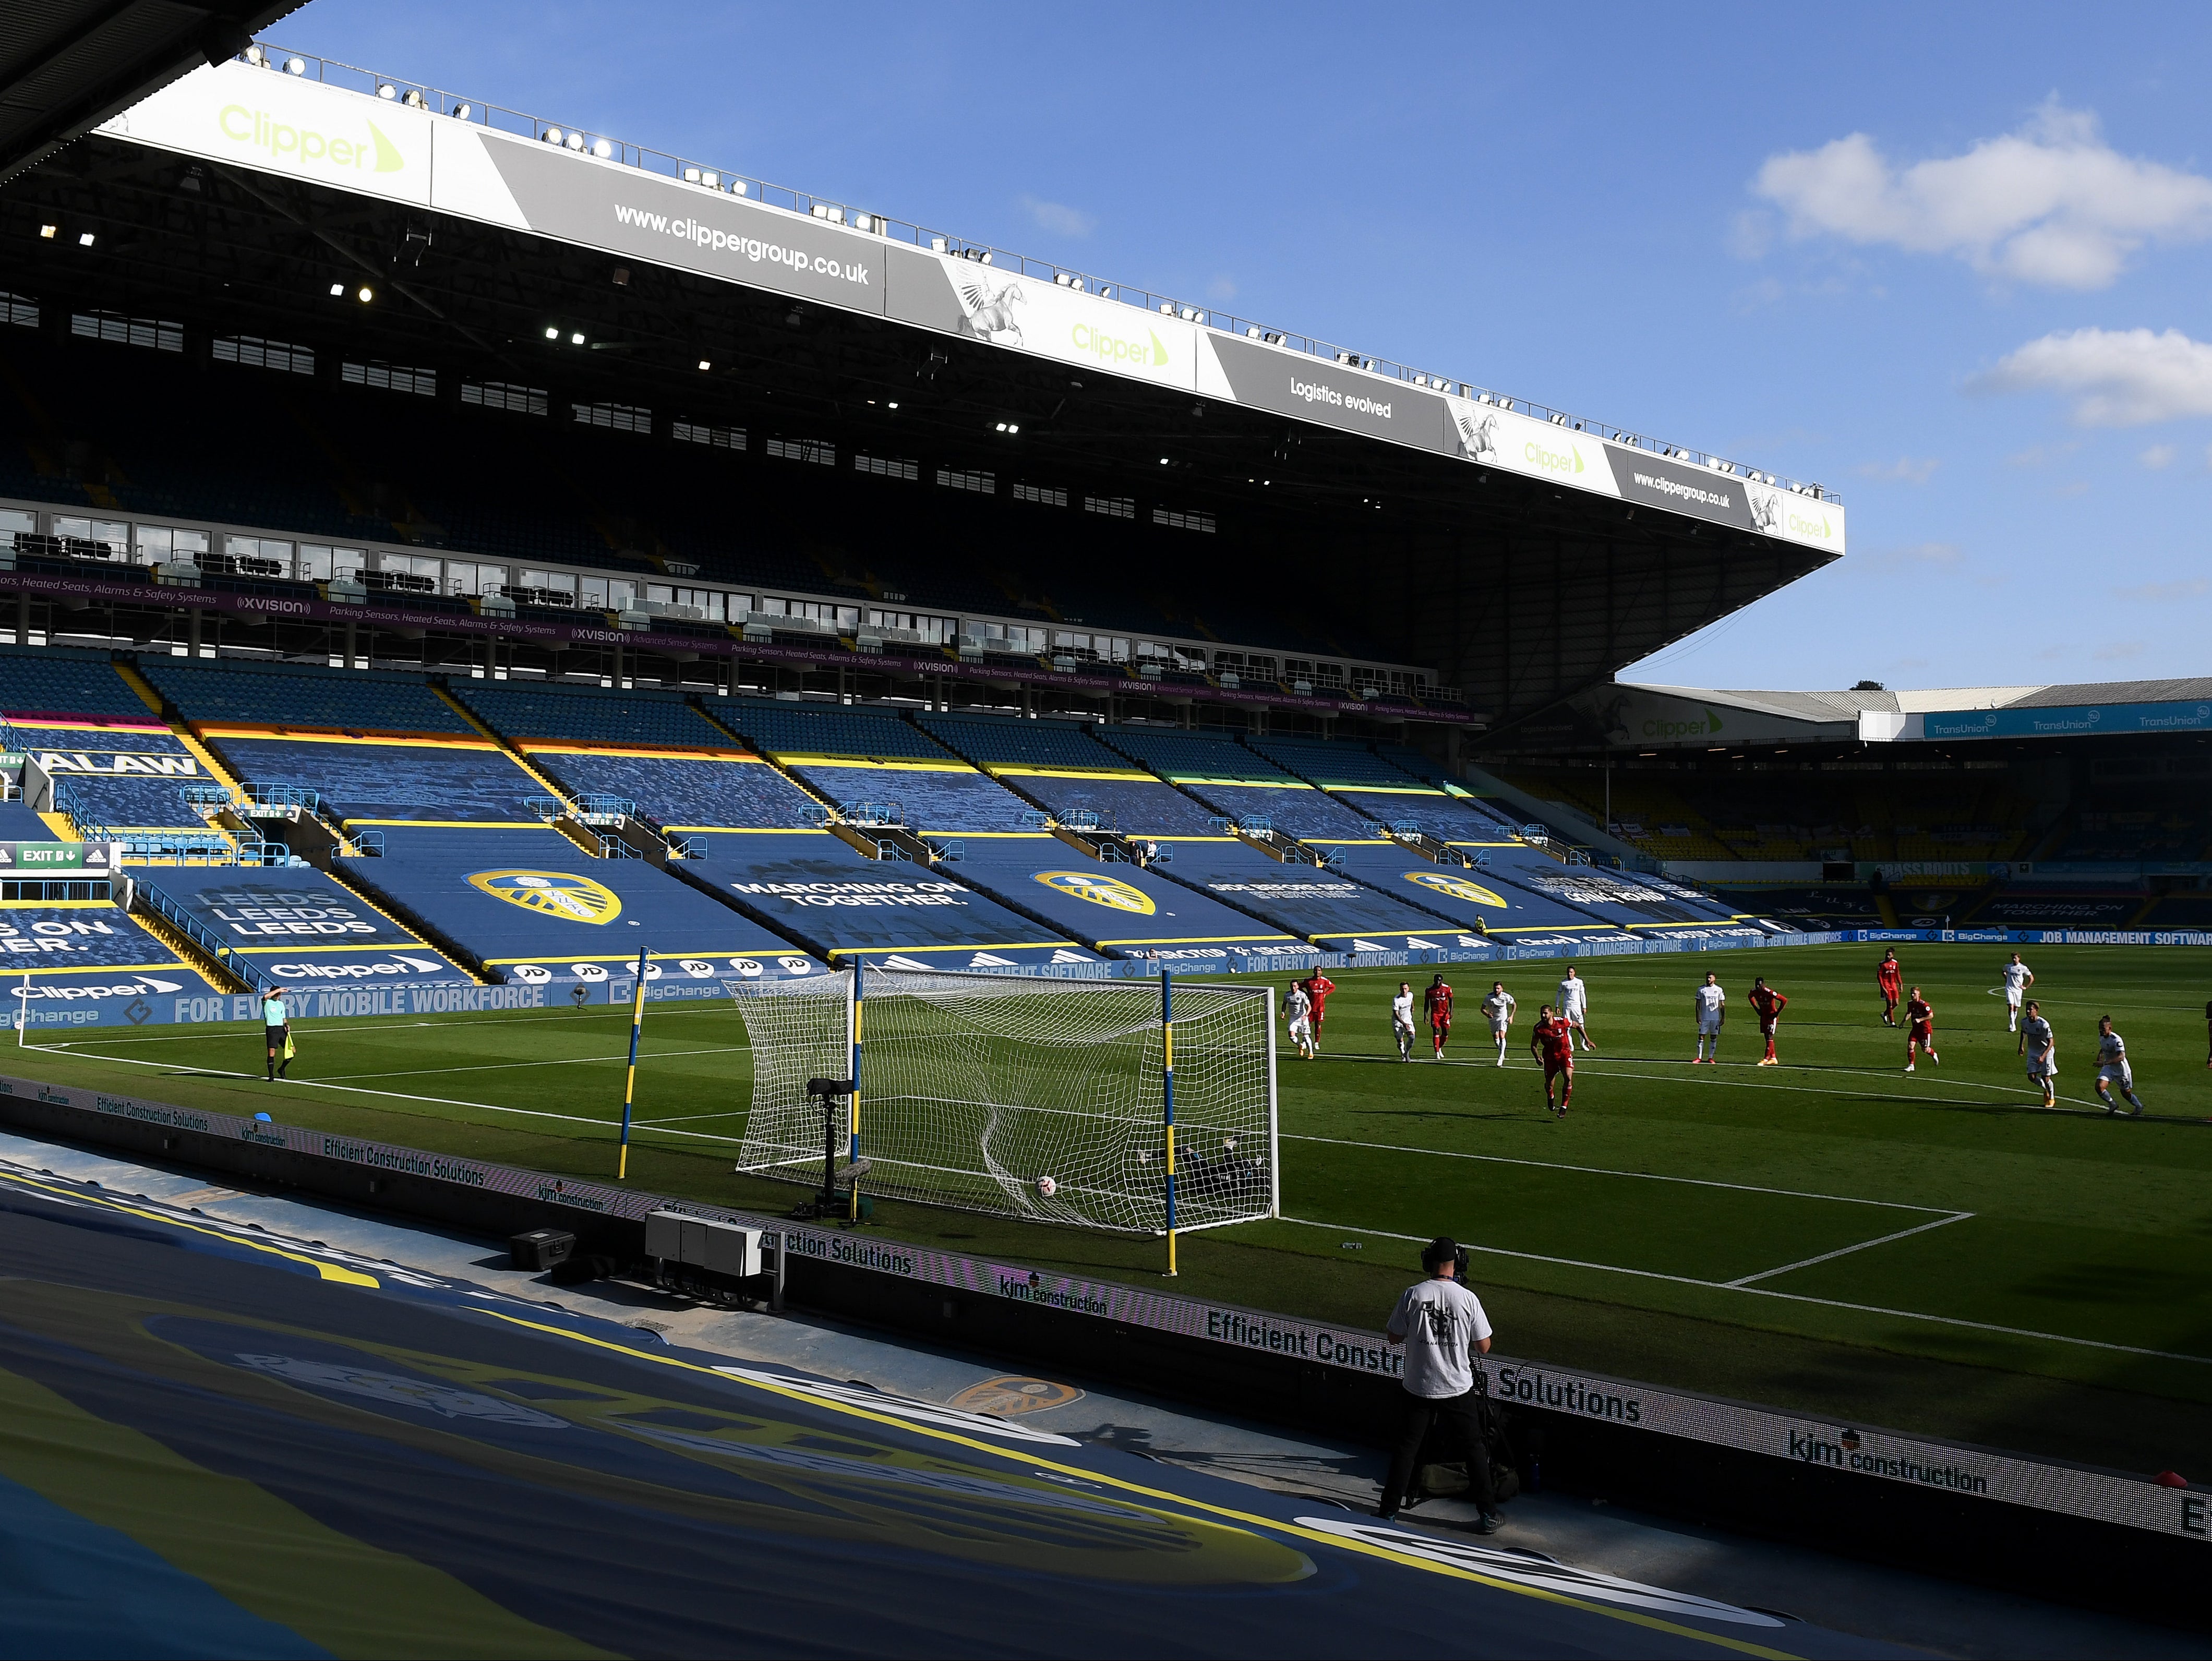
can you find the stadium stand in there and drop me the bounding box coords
[982,760,1227,838]
[137,868,474,991]
[1148,837,1471,951]
[681,831,1096,970]
[945,834,1306,962]
[0,646,153,720]
[139,659,477,735]
[0,899,221,1001]
[1307,841,1637,945]
[526,748,821,832]
[917,714,1117,772]
[345,825,821,985]
[203,732,543,825]
[716,698,953,762]
[455,683,736,750]
[1098,728,1379,840]
[12,719,211,831]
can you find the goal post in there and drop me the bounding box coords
[727,966,1277,1236]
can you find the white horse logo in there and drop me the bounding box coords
[1747,486,1783,535]
[957,277,1026,346]
[1457,410,1499,462]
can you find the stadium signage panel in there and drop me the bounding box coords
[101,63,1847,556]
[101,61,434,206]
[0,841,115,873]
[1918,700,2212,741]
[2,1072,2201,1545]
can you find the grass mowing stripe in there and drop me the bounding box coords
[1281,1217,2212,1366]
[1724,1212,1975,1287]
[50,1044,752,1148]
[311,1044,750,1086]
[1283,1133,1954,1214]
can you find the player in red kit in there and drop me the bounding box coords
[1531,1005,1574,1116]
[1876,948,1902,1027]
[1903,987,1939,1073]
[1749,977,1788,1066]
[1300,971,1336,1052]
[1423,973,1453,1061]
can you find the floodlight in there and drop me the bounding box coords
[285,57,306,75]
[403,90,426,109]
[1160,302,1175,315]
[77,232,94,247]
[996,422,1007,431]
[887,401,899,410]
[930,236,948,252]
[594,139,614,159]
[329,282,344,296]
[38,224,54,238]
[1008,424,1019,435]
[683,167,702,183]
[244,44,266,65]
[1262,331,1284,345]
[1245,324,1259,337]
[698,359,711,371]
[377,83,396,100]
[544,127,565,145]
[731,182,747,195]
[451,102,472,119]
[700,171,719,187]
[545,326,559,339]
[357,285,373,302]
[570,331,585,345]
[566,131,585,150]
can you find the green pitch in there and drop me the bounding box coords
[13,941,2212,1478]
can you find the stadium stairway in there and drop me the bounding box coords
[430,683,580,808]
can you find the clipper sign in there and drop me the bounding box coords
[101,61,1844,555]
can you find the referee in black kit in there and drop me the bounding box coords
[1377,1236,1502,1533]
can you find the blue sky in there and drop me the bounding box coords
[280,1,2212,693]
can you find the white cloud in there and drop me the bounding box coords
[1207,274,1238,302]
[2141,444,2177,468]
[1973,327,2212,425]
[1859,541,1963,570]
[2005,438,2080,468]
[1019,196,1095,238]
[2094,640,2147,661]
[1750,100,2212,288]
[1855,455,1939,484]
[2114,578,2207,602]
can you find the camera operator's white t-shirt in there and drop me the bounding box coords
[1386,1278,1493,1399]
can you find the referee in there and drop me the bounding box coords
[262,988,293,1081]
[1377,1236,1502,1533]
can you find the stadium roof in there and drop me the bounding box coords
[0,42,1852,728]
[0,1,303,186]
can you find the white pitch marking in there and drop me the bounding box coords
[1723,1211,1974,1287]
[1277,1217,2212,1366]
[1284,1132,1952,1215]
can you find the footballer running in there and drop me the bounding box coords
[1481,981,1517,1066]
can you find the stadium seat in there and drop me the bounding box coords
[140,659,476,735]
[0,646,151,720]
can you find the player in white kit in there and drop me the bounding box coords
[2093,1016,2145,1116]
[1390,981,1417,1062]
[1691,972,1726,1063]
[1282,983,1315,1060]
[2018,1000,2056,1108]
[1480,982,1517,1066]
[1556,967,1594,1051]
[2001,954,2034,1032]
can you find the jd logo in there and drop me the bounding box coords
[467,870,622,924]
[1404,871,1506,908]
[1033,870,1156,916]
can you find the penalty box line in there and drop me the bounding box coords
[1285,1132,1956,1216]
[46,1044,752,1149]
[1279,1217,2208,1368]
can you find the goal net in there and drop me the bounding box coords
[726,966,1276,1235]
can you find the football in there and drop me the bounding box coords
[1035,1175,1058,1198]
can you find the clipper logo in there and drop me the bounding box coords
[1033,870,1156,916]
[466,870,621,925]
[1524,439,1585,475]
[1403,871,1506,908]
[219,105,405,173]
[1071,322,1171,369]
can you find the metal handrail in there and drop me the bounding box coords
[239,41,1836,505]
[134,875,275,993]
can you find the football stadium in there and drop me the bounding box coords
[0,9,2207,1655]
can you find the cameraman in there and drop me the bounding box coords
[1377,1235,1501,1533]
